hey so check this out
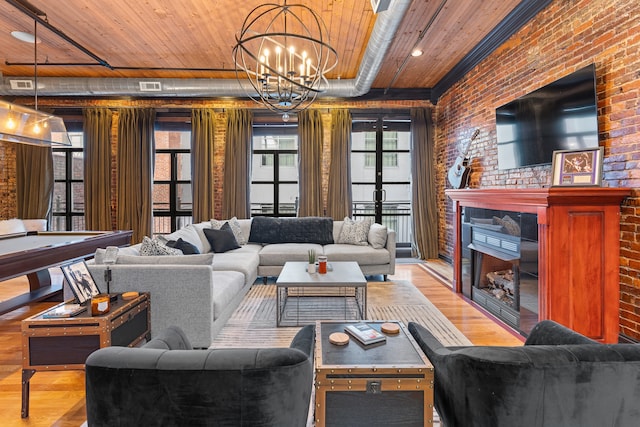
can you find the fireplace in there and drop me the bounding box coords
[461,207,538,334]
[447,187,630,343]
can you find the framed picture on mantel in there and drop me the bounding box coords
[551,147,603,186]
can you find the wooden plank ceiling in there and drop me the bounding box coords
[0,0,522,93]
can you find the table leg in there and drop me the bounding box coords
[21,369,36,418]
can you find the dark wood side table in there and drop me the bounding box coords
[315,321,434,427]
[20,293,150,418]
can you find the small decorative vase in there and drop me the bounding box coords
[307,263,316,274]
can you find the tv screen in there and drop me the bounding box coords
[496,64,599,170]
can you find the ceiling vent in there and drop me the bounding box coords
[139,81,162,92]
[9,79,34,90]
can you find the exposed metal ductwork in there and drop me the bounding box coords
[0,0,411,98]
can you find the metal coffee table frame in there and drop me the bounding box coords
[276,261,367,327]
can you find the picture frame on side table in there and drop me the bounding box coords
[551,147,603,186]
[60,260,101,305]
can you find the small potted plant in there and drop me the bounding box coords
[307,249,317,273]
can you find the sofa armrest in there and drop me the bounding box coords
[408,321,457,362]
[524,320,599,345]
[87,264,215,347]
[289,324,315,358]
[144,325,193,350]
[385,228,396,275]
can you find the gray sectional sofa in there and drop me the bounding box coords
[88,216,395,347]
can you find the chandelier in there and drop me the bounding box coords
[233,1,338,121]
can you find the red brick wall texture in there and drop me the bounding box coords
[436,0,640,339]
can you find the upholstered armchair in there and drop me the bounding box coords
[408,320,640,427]
[85,325,315,427]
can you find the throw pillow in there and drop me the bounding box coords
[368,223,388,249]
[166,238,201,255]
[139,236,183,256]
[203,222,241,253]
[337,217,372,246]
[248,216,334,245]
[161,225,204,253]
[211,216,247,245]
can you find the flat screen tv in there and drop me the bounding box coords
[496,64,599,170]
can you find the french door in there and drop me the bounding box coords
[351,115,412,246]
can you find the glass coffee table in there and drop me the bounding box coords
[276,261,367,326]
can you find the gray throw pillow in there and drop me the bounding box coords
[203,222,241,253]
[368,223,388,249]
[211,216,247,245]
[139,236,183,256]
[337,217,372,246]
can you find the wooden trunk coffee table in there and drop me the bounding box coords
[276,261,367,327]
[315,320,434,427]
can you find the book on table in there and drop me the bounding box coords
[42,303,86,318]
[344,323,387,345]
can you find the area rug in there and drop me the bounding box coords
[210,280,472,348]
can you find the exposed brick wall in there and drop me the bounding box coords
[436,0,640,339]
[0,141,17,218]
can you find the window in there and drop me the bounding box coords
[364,131,398,167]
[153,119,192,235]
[251,128,298,217]
[52,132,85,231]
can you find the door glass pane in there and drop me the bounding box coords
[352,184,375,214]
[71,182,85,212]
[53,152,66,180]
[252,154,274,180]
[351,153,376,181]
[382,152,411,179]
[279,153,298,181]
[251,183,273,214]
[278,184,298,215]
[72,216,85,231]
[72,152,84,179]
[153,217,172,235]
[53,184,66,212]
[177,153,191,180]
[153,184,170,211]
[154,153,171,180]
[176,183,192,211]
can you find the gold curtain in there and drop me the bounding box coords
[191,109,216,223]
[326,109,352,220]
[83,108,113,230]
[410,107,439,259]
[16,144,53,219]
[297,109,323,217]
[222,109,252,219]
[116,108,155,243]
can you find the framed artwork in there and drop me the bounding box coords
[551,147,603,186]
[60,260,101,304]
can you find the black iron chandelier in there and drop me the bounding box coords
[233,1,338,121]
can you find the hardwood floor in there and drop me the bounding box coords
[0,262,523,426]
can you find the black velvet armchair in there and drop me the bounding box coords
[408,320,640,427]
[85,325,315,427]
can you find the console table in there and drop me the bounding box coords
[446,187,630,343]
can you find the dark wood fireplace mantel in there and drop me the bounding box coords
[446,187,631,343]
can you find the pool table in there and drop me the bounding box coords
[0,230,133,315]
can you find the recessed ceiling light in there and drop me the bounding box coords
[411,49,423,57]
[11,31,41,44]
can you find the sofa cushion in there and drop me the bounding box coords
[211,251,260,283]
[211,216,247,245]
[323,244,391,266]
[139,236,183,256]
[114,254,214,265]
[249,216,334,245]
[203,223,241,253]
[166,238,200,255]
[211,271,246,321]
[259,243,325,266]
[337,217,372,246]
[368,223,388,249]
[94,246,140,263]
[190,221,214,253]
